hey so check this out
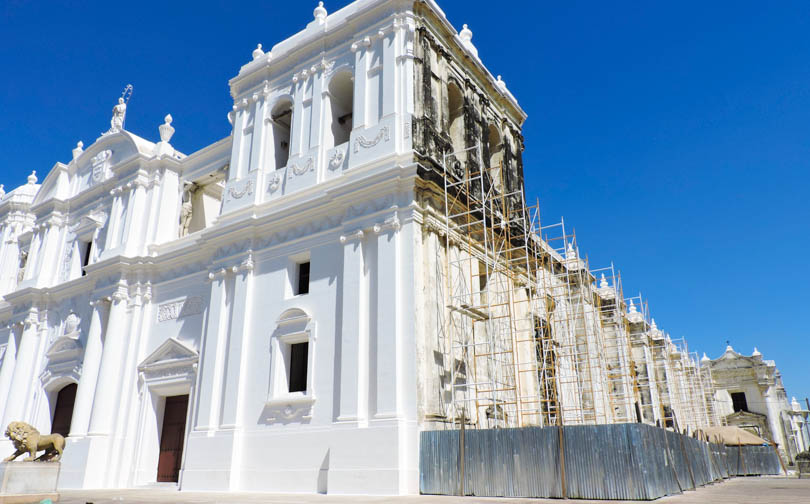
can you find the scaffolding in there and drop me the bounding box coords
[435,144,718,431]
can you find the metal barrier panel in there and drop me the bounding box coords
[419,424,782,500]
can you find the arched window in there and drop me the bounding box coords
[447,83,465,159]
[487,124,504,192]
[327,71,354,148]
[271,99,293,170]
[51,383,77,437]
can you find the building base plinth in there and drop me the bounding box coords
[0,462,60,502]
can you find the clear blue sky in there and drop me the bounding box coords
[1,1,808,402]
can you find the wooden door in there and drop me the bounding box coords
[51,383,77,437]
[157,394,189,483]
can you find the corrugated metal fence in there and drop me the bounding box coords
[420,423,781,500]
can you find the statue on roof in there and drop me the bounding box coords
[109,98,127,133]
[103,85,133,136]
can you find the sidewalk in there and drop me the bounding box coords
[57,476,810,504]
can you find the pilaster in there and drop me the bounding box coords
[69,298,110,437]
[337,231,367,422]
[0,324,20,421]
[88,290,130,436]
[2,313,42,426]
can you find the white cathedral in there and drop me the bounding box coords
[0,0,457,494]
[0,0,803,497]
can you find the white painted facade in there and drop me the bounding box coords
[0,0,453,494]
[710,346,810,464]
[0,0,804,496]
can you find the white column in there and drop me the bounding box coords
[290,79,306,158]
[104,192,119,251]
[69,299,109,437]
[228,102,247,180]
[0,325,20,420]
[338,234,365,422]
[88,293,129,436]
[373,227,398,418]
[309,73,324,151]
[123,182,147,256]
[220,266,253,428]
[194,274,229,430]
[36,222,63,284]
[381,32,396,118]
[249,95,269,174]
[352,45,368,129]
[2,316,41,426]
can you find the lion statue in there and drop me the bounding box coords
[3,422,64,462]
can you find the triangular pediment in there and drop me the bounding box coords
[138,338,198,372]
[726,410,767,422]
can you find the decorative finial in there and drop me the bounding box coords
[701,353,710,363]
[314,1,327,23]
[599,273,609,289]
[752,347,761,357]
[27,171,37,184]
[496,75,507,90]
[0,185,5,198]
[628,299,638,314]
[252,44,264,60]
[650,318,658,330]
[460,24,473,43]
[725,341,734,353]
[159,114,175,143]
[566,241,576,260]
[72,140,84,160]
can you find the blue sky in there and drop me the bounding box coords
[1,1,808,402]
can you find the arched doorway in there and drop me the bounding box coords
[51,383,77,437]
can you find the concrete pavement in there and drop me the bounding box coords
[55,476,810,504]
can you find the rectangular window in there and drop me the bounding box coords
[80,240,93,276]
[288,342,308,393]
[731,392,748,412]
[296,261,310,295]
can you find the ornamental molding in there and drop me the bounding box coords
[340,212,401,244]
[292,58,335,83]
[288,157,314,179]
[228,179,254,200]
[328,149,345,170]
[207,251,255,282]
[90,149,113,183]
[157,296,205,323]
[268,172,283,193]
[354,126,390,153]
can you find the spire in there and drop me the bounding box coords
[701,352,710,363]
[599,273,609,289]
[651,318,658,331]
[628,299,638,314]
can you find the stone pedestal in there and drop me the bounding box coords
[798,460,810,479]
[0,462,60,503]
